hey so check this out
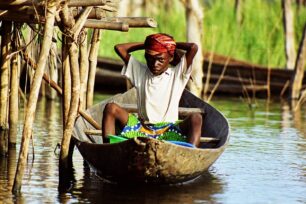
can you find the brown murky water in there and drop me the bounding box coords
[0,96,305,203]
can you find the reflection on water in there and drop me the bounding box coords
[0,96,305,203]
[58,165,225,204]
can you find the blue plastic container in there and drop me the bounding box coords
[167,140,195,148]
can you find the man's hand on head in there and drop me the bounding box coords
[171,49,184,66]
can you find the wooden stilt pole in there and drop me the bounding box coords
[21,49,101,129]
[62,37,72,126]
[0,21,12,156]
[12,2,58,193]
[60,40,80,170]
[79,29,89,111]
[8,145,17,187]
[0,21,12,131]
[184,0,204,98]
[291,24,306,99]
[282,0,296,70]
[234,0,243,25]
[9,33,20,146]
[60,4,75,126]
[87,29,101,108]
[46,32,59,100]
[26,26,37,86]
[59,5,92,170]
[0,130,8,156]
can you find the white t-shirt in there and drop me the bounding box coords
[121,55,192,123]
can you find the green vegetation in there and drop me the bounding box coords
[99,0,306,68]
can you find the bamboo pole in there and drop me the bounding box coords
[0,21,12,131]
[87,29,101,108]
[291,24,306,99]
[12,2,58,193]
[79,29,89,111]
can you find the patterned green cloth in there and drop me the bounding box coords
[120,114,187,142]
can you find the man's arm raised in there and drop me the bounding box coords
[175,42,198,68]
[114,42,145,65]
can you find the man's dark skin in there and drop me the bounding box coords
[102,41,202,147]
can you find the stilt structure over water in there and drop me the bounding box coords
[0,0,157,193]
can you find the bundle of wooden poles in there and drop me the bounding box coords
[0,0,157,193]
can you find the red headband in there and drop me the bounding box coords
[144,33,176,56]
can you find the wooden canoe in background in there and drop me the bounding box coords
[95,52,306,97]
[72,88,230,184]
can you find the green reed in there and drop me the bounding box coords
[99,0,306,68]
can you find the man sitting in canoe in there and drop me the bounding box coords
[102,33,202,147]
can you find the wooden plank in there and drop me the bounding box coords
[84,129,219,143]
[118,103,205,116]
[199,137,220,143]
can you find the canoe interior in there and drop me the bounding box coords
[73,88,229,148]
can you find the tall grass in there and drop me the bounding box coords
[99,0,306,68]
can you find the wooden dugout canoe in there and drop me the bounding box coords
[95,53,306,97]
[72,88,230,184]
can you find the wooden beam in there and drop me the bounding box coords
[84,20,129,31]
[0,11,130,31]
[72,7,105,19]
[102,17,157,28]
[0,0,117,9]
[0,11,157,30]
